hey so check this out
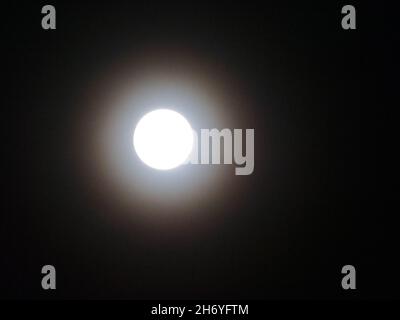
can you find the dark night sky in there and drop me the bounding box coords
[2,1,398,299]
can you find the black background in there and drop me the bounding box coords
[2,1,398,300]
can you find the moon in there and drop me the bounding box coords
[133,109,194,170]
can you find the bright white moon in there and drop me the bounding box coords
[133,109,194,170]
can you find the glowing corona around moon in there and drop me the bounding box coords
[133,109,194,170]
